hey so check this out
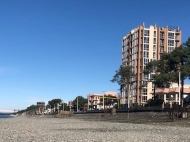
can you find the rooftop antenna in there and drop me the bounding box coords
[142,22,145,27]
[154,23,156,29]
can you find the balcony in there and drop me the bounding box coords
[175,38,179,41]
[160,48,164,53]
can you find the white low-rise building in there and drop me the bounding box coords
[151,83,190,104]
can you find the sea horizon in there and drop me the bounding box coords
[0,115,12,119]
[0,112,13,118]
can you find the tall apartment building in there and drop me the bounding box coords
[121,23,181,105]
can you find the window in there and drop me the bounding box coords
[144,44,149,51]
[175,42,178,47]
[132,34,135,40]
[166,94,170,99]
[160,33,164,38]
[154,31,156,37]
[144,37,149,43]
[130,76,134,82]
[132,41,134,48]
[154,38,156,44]
[143,74,148,80]
[142,88,147,95]
[144,58,149,64]
[168,46,174,53]
[134,39,137,46]
[143,66,146,70]
[168,33,174,39]
[151,67,155,73]
[168,40,174,46]
[150,74,154,80]
[160,40,164,45]
[153,45,156,51]
[144,30,149,36]
[175,34,178,40]
[143,51,149,58]
[160,47,164,52]
[153,52,156,59]
[142,96,147,102]
[142,81,147,86]
[152,83,155,88]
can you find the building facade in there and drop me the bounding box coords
[151,83,190,104]
[87,91,119,110]
[121,23,182,105]
[36,101,45,114]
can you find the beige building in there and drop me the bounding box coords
[121,23,182,105]
[151,83,190,104]
[87,91,118,110]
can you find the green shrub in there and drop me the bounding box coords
[146,99,164,107]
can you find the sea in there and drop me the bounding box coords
[0,115,12,119]
[0,113,13,119]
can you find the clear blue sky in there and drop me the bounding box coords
[0,0,190,110]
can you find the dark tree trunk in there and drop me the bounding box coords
[180,56,184,107]
[181,80,184,107]
[153,82,156,100]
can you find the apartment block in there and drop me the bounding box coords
[121,23,181,105]
[87,91,118,110]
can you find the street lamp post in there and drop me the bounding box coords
[57,103,60,113]
[77,97,78,112]
[127,83,131,119]
[103,91,108,110]
[128,83,130,109]
[62,101,64,111]
[111,99,114,108]
[179,71,181,106]
[54,104,55,112]
[103,94,104,110]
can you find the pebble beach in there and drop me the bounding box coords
[0,116,190,142]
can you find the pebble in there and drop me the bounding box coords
[0,116,190,142]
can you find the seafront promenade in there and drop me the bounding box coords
[0,115,190,142]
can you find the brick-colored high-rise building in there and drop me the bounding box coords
[121,23,181,106]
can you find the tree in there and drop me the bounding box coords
[48,99,62,109]
[143,59,173,100]
[72,96,88,111]
[26,105,38,111]
[145,99,164,107]
[58,102,70,111]
[16,105,37,114]
[111,65,135,107]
